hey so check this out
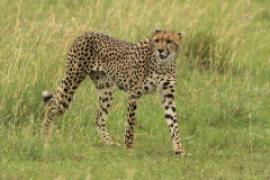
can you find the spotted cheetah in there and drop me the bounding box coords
[42,29,184,154]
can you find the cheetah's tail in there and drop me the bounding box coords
[42,90,53,104]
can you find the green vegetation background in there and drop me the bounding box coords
[0,0,269,179]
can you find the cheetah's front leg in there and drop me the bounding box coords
[124,95,137,148]
[160,79,183,154]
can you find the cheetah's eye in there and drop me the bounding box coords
[154,39,159,43]
[167,40,172,44]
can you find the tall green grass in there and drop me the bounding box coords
[0,0,269,179]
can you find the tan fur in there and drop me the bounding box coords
[42,30,184,154]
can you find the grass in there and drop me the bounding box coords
[0,0,270,179]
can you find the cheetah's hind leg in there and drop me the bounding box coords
[42,67,87,141]
[90,71,116,145]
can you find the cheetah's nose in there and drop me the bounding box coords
[158,49,164,53]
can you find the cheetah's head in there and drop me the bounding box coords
[152,29,183,62]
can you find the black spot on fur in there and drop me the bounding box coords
[165,114,173,119]
[60,101,69,108]
[162,81,170,88]
[164,94,174,99]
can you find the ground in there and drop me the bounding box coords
[0,0,270,179]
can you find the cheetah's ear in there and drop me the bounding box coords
[153,28,161,34]
[177,32,185,40]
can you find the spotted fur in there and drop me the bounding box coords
[42,29,184,154]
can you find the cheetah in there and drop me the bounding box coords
[42,29,184,154]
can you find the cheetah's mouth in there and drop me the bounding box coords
[159,53,169,60]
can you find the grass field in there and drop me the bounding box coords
[0,0,270,179]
